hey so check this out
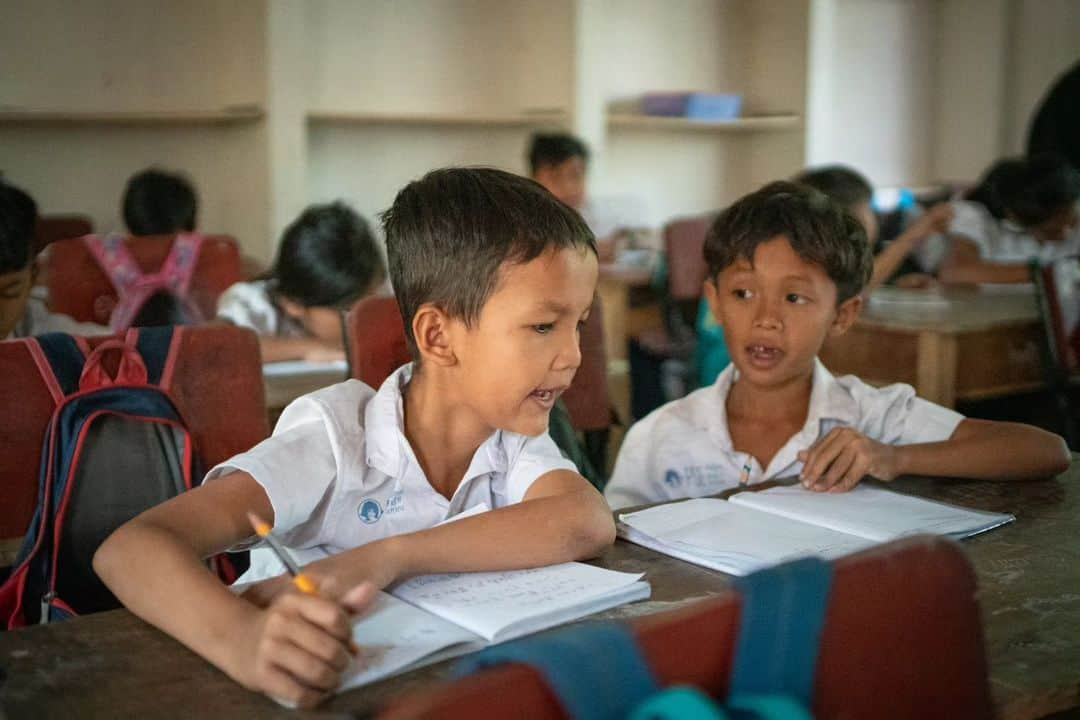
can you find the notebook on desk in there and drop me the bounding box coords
[618,484,1013,576]
[341,562,650,690]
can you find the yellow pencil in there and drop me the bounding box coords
[247,512,318,595]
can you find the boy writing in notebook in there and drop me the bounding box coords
[605,181,1069,510]
[95,168,614,708]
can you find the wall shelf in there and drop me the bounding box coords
[306,110,569,128]
[0,108,264,126]
[607,113,801,133]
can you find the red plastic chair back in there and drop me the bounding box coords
[348,294,413,389]
[0,325,269,544]
[36,215,93,253]
[379,537,993,720]
[46,233,243,325]
[561,296,611,431]
[664,215,714,302]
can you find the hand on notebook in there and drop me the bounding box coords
[228,584,375,709]
[797,427,901,493]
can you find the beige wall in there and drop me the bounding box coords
[0,0,270,257]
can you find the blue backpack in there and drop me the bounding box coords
[453,556,833,720]
[0,327,235,628]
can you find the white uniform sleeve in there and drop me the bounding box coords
[205,419,337,543]
[216,281,279,335]
[502,431,579,504]
[604,421,657,510]
[949,201,993,259]
[18,296,109,338]
[852,381,965,446]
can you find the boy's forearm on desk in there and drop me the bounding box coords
[330,489,615,585]
[893,421,1071,480]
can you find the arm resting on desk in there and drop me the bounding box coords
[938,237,1032,285]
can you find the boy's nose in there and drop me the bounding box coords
[753,298,784,330]
[554,328,583,371]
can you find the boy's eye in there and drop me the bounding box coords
[786,293,809,304]
[533,323,555,335]
[733,288,753,299]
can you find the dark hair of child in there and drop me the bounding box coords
[382,167,596,357]
[270,201,386,309]
[704,180,873,304]
[527,133,590,176]
[0,179,37,274]
[966,154,1080,226]
[793,165,874,208]
[122,169,198,236]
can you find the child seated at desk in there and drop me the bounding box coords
[217,202,384,363]
[605,181,1069,510]
[938,154,1079,285]
[95,168,615,708]
[1,180,107,340]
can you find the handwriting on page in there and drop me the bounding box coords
[400,568,599,610]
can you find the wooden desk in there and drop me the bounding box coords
[820,286,1044,407]
[597,263,655,365]
[2,462,1077,719]
[262,362,349,418]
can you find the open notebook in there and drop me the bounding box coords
[340,562,650,690]
[618,484,1013,576]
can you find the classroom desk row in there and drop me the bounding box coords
[2,458,1077,719]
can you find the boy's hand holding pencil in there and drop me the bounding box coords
[227,513,375,709]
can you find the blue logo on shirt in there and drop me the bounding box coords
[358,499,383,524]
[664,469,682,486]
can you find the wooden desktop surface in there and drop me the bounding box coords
[1,460,1077,720]
[821,286,1044,407]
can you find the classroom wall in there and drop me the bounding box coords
[805,0,937,187]
[0,0,271,258]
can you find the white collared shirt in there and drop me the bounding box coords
[4,290,109,341]
[950,200,1080,265]
[208,363,577,582]
[216,280,306,338]
[604,358,964,510]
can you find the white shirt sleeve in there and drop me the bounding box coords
[205,415,337,546]
[15,296,109,339]
[851,380,965,446]
[604,421,656,510]
[216,281,281,335]
[502,432,579,504]
[949,201,993,258]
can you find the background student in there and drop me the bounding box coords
[1,179,108,340]
[606,181,1070,510]
[938,154,1080,285]
[216,202,385,363]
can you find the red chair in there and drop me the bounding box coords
[0,325,270,553]
[664,214,714,320]
[35,215,93,254]
[1033,255,1080,445]
[560,296,613,472]
[347,294,412,389]
[378,536,993,720]
[45,234,243,325]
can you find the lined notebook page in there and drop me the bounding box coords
[618,499,873,576]
[391,563,649,643]
[729,484,1014,542]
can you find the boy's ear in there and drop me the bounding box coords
[412,303,457,367]
[702,278,723,326]
[829,294,863,337]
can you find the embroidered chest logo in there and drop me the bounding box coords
[663,464,726,488]
[664,470,682,486]
[358,499,383,524]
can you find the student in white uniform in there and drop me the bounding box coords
[939,154,1079,285]
[1,180,107,341]
[217,202,385,363]
[605,181,1069,510]
[95,168,615,708]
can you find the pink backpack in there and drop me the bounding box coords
[82,233,205,331]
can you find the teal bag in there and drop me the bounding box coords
[452,556,833,719]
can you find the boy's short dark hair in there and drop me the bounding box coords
[0,180,38,275]
[704,181,873,303]
[382,167,596,357]
[967,154,1080,226]
[528,133,590,176]
[793,166,874,209]
[271,201,385,308]
[122,168,198,236]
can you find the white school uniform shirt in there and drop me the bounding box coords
[949,200,1080,264]
[3,290,109,341]
[216,280,306,338]
[604,358,965,510]
[207,363,578,583]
